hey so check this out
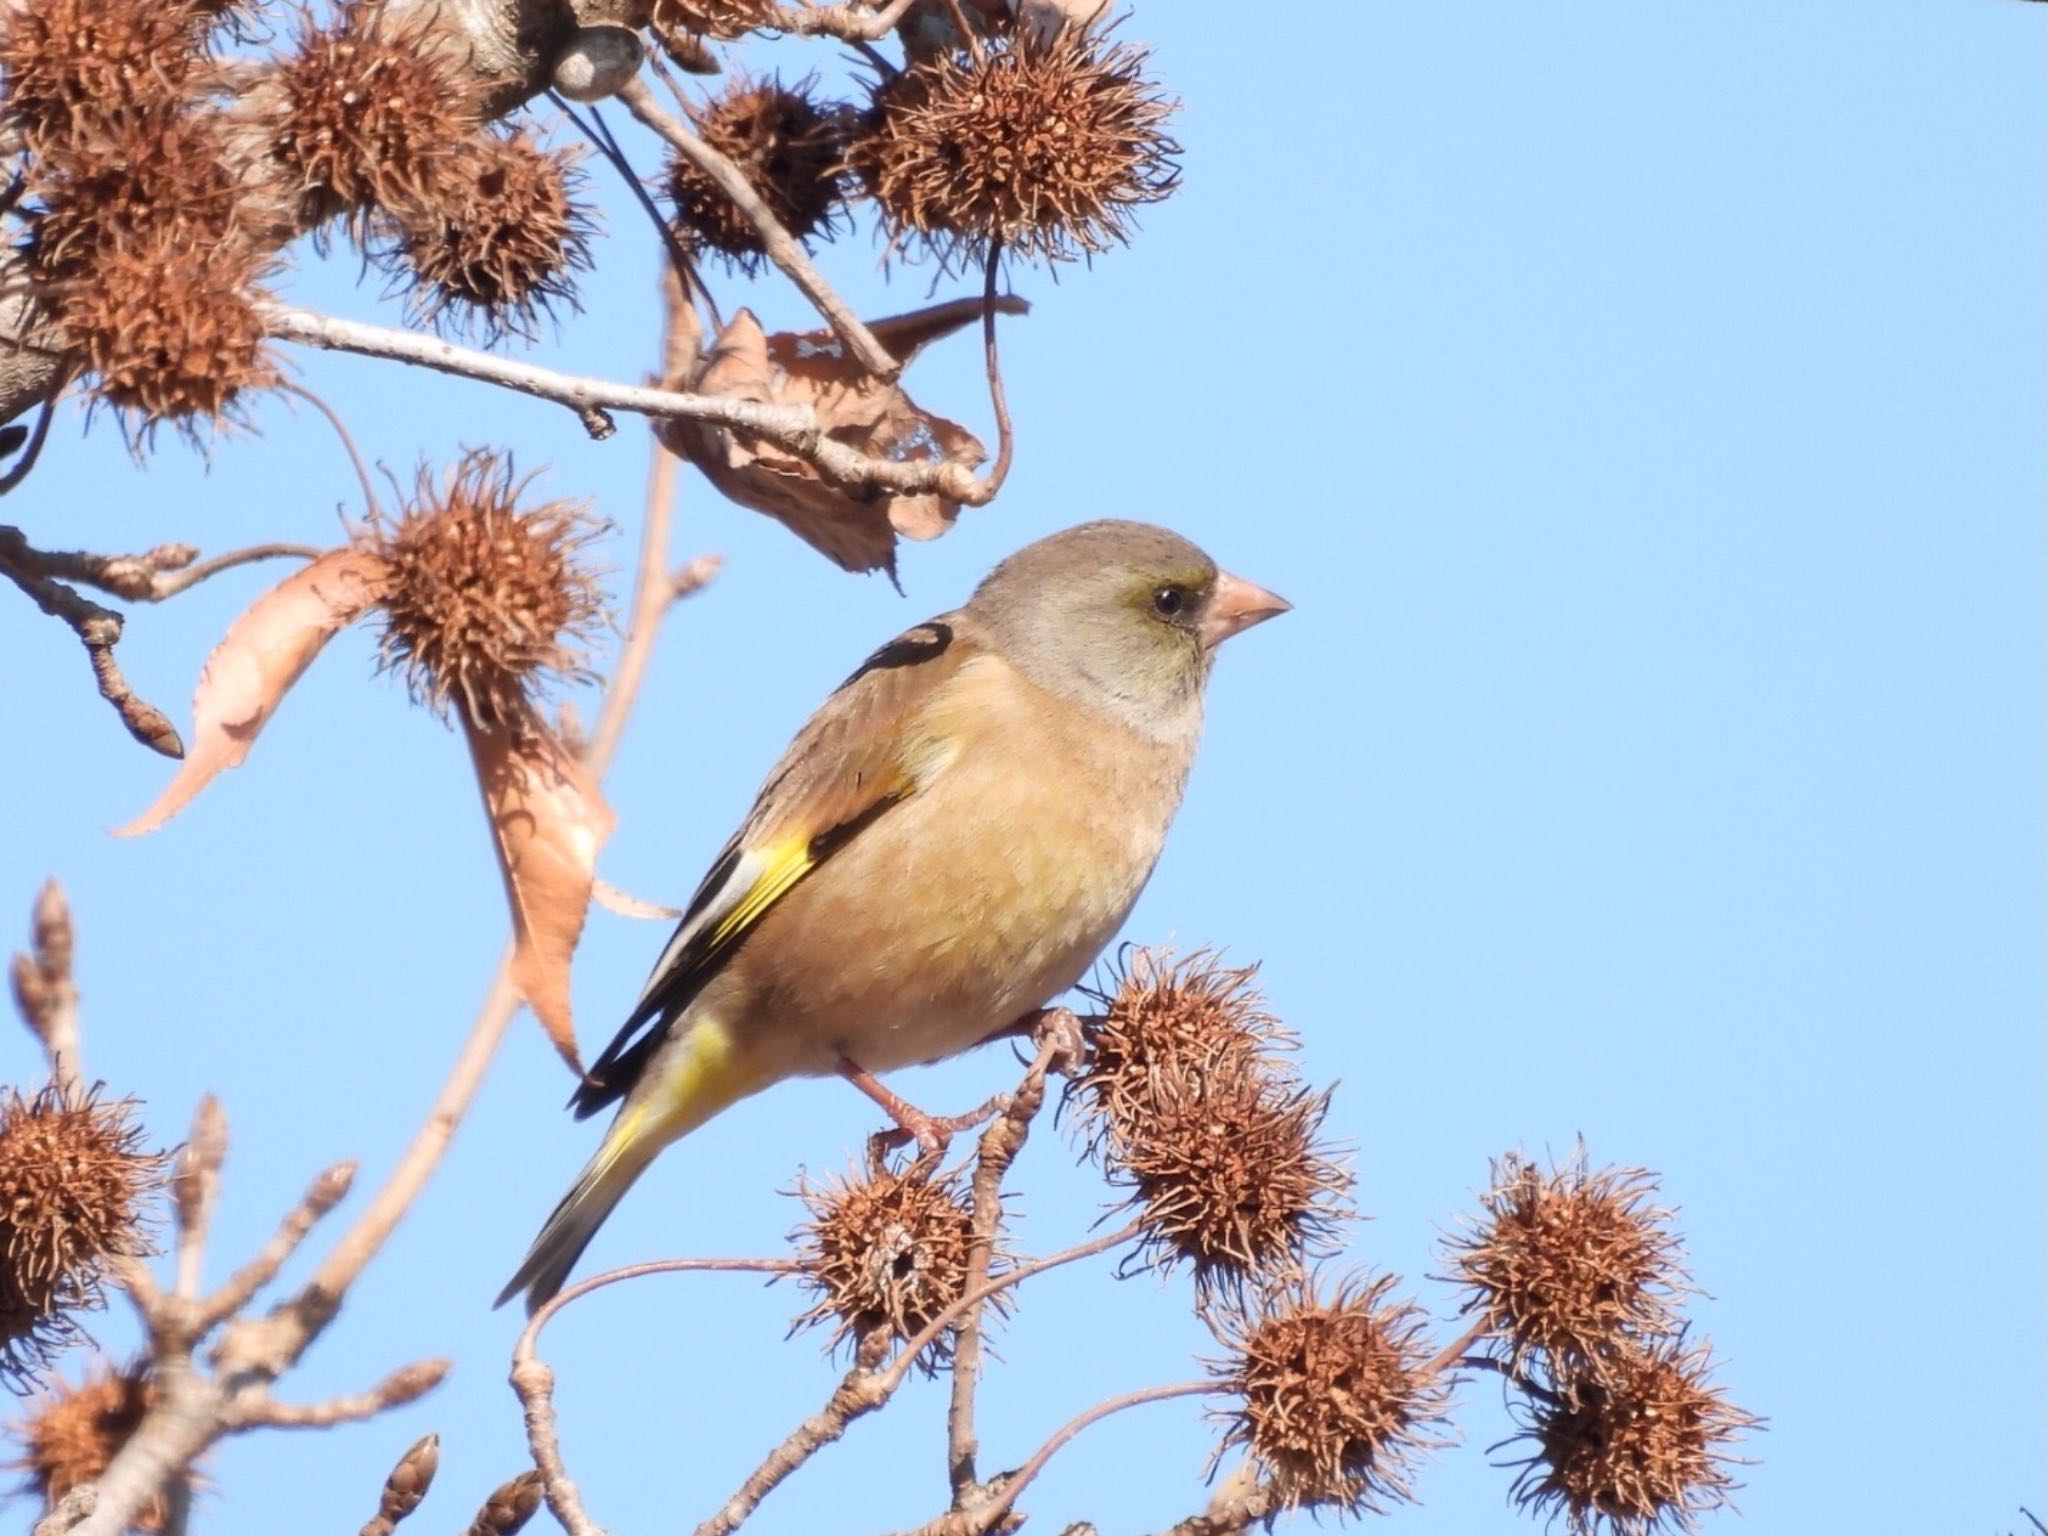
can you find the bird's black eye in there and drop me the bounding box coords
[1150,585,1186,619]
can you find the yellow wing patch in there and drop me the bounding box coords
[709,836,815,949]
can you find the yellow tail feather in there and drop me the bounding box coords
[497,1016,756,1313]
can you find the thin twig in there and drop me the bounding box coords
[237,1359,450,1430]
[947,1017,1078,1503]
[0,384,56,495]
[262,306,992,508]
[512,1258,797,1536]
[7,534,319,602]
[0,525,183,758]
[554,94,704,310]
[980,243,1014,493]
[197,1160,357,1329]
[10,878,82,1099]
[170,1097,227,1303]
[616,76,898,379]
[902,1383,1214,1536]
[279,382,382,520]
[775,0,920,41]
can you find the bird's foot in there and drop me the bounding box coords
[838,1059,1008,1173]
[976,1005,1087,1075]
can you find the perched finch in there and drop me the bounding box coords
[500,520,1288,1310]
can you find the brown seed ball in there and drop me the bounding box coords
[1213,1274,1450,1515]
[664,78,850,273]
[8,1365,163,1532]
[1112,1056,1349,1297]
[844,28,1179,268]
[0,0,212,149]
[0,1087,164,1382]
[1446,1150,1690,1379]
[268,3,482,230]
[368,451,607,733]
[1511,1336,1756,1536]
[1069,948,1292,1160]
[791,1163,980,1369]
[53,227,276,436]
[381,130,591,339]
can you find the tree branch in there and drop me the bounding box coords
[261,307,993,509]
[0,526,183,758]
[617,75,898,379]
[898,1383,1215,1536]
[947,1012,1081,1503]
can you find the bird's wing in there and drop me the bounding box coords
[570,617,969,1118]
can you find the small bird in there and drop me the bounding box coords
[499,520,1289,1311]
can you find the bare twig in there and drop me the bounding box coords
[981,244,1015,494]
[261,307,992,509]
[1158,1463,1274,1536]
[901,1383,1215,1536]
[0,526,182,757]
[279,382,382,520]
[4,532,319,603]
[774,0,920,41]
[170,1096,228,1302]
[238,1359,450,1429]
[948,1013,1081,1503]
[0,385,57,495]
[198,1159,357,1329]
[10,878,82,1098]
[616,75,898,379]
[512,1258,798,1536]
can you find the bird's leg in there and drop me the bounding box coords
[837,1058,1009,1171]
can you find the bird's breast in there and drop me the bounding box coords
[731,656,1194,1075]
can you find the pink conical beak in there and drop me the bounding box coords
[1199,568,1292,649]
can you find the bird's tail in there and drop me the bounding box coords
[497,1015,756,1314]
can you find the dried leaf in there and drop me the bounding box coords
[113,549,391,837]
[464,719,614,1073]
[660,296,1025,575]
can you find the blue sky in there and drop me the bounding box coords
[3,1,2042,1532]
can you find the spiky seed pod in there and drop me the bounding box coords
[1211,1273,1451,1515]
[1509,1336,1756,1536]
[0,0,212,149]
[844,27,1179,268]
[268,4,482,232]
[367,451,607,733]
[791,1163,982,1369]
[0,1087,165,1385]
[649,0,784,42]
[380,129,591,339]
[1068,948,1292,1162]
[1445,1150,1690,1381]
[24,107,243,284]
[52,224,277,434]
[9,1365,163,1531]
[664,78,850,273]
[465,1469,543,1536]
[1108,1053,1348,1296]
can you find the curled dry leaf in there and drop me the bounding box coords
[659,295,1027,576]
[114,549,392,837]
[464,718,614,1074]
